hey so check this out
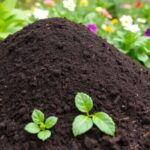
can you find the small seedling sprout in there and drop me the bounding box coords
[24,109,58,141]
[72,92,116,137]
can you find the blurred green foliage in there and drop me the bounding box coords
[0,0,32,40]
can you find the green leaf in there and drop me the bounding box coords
[145,39,150,50]
[144,59,150,68]
[144,48,150,55]
[92,112,115,136]
[2,0,17,10]
[24,122,40,134]
[0,32,10,39]
[45,116,58,129]
[37,130,51,141]
[72,115,93,136]
[32,109,45,124]
[137,53,149,62]
[75,92,93,113]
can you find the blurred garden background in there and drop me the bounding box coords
[0,0,150,67]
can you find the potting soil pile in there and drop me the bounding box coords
[0,18,150,150]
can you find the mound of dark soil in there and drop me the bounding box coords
[0,18,150,150]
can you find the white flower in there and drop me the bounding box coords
[33,9,49,19]
[137,18,146,24]
[63,0,76,11]
[124,24,140,33]
[101,24,106,29]
[120,15,133,27]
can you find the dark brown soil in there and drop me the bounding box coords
[0,18,150,150]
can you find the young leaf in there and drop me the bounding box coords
[45,116,58,129]
[72,115,93,136]
[92,112,115,136]
[38,130,51,141]
[75,92,93,113]
[24,122,40,134]
[32,109,45,124]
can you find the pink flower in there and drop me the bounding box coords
[44,0,55,7]
[145,28,150,37]
[86,24,97,33]
[96,7,112,19]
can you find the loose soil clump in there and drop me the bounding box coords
[0,18,150,150]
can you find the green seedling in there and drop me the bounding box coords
[24,109,58,141]
[72,92,116,137]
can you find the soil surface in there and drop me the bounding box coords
[0,18,150,150]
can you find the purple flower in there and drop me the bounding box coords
[86,24,97,33]
[145,28,150,37]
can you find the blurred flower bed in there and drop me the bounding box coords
[0,0,150,67]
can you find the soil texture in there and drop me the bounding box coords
[0,18,150,150]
